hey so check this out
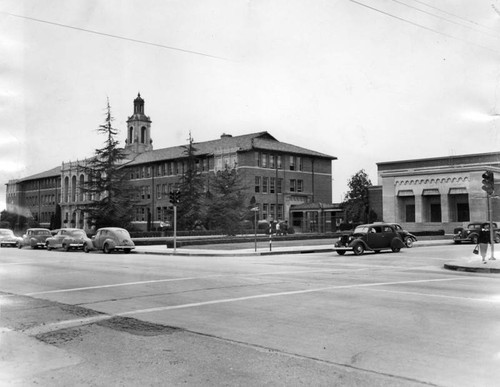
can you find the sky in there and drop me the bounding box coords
[1,0,500,211]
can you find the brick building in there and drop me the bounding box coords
[6,94,339,232]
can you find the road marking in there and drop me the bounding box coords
[117,277,472,317]
[20,276,477,336]
[24,268,367,296]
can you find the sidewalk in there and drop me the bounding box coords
[134,239,452,257]
[134,239,500,273]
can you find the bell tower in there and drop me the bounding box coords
[125,93,153,154]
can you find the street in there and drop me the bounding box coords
[1,243,500,386]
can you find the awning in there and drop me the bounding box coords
[449,187,468,195]
[397,190,414,197]
[422,189,440,196]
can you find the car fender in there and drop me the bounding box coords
[348,239,370,250]
[103,238,117,249]
[391,238,405,249]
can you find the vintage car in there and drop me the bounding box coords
[45,228,91,251]
[18,228,52,249]
[0,228,22,247]
[334,223,405,256]
[453,222,500,244]
[84,227,135,254]
[387,223,418,248]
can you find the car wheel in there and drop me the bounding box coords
[404,237,414,248]
[124,248,131,254]
[353,243,364,256]
[336,250,346,256]
[103,244,112,254]
[471,235,479,244]
[495,234,500,244]
[64,244,70,252]
[46,244,52,251]
[17,242,22,249]
[83,244,90,253]
[392,247,401,253]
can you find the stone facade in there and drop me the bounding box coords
[375,153,500,233]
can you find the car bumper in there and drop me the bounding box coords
[115,245,135,250]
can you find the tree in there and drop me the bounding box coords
[206,164,246,235]
[342,169,376,224]
[82,99,134,229]
[176,132,206,230]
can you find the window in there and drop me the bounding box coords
[269,155,275,169]
[297,157,302,171]
[263,177,269,194]
[289,156,295,171]
[255,176,261,193]
[297,180,303,193]
[277,155,282,169]
[262,154,268,168]
[263,204,268,220]
[255,152,260,167]
[277,178,283,193]
[290,179,296,192]
[270,177,275,194]
[156,184,161,199]
[406,205,415,222]
[270,204,275,219]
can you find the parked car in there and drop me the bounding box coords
[45,228,91,251]
[334,223,405,256]
[387,223,418,248]
[18,228,52,249]
[0,228,22,247]
[453,222,500,244]
[84,227,135,254]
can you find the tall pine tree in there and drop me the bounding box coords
[82,99,134,229]
[176,132,206,230]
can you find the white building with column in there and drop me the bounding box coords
[376,152,500,233]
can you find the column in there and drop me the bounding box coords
[441,193,450,223]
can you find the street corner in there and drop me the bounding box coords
[444,256,500,273]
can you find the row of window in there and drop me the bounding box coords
[22,178,60,191]
[255,177,304,194]
[133,206,171,222]
[256,153,303,171]
[23,195,59,207]
[129,159,210,180]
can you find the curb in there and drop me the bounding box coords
[443,262,500,273]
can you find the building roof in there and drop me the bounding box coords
[125,131,336,166]
[14,166,61,183]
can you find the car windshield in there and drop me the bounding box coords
[0,230,14,236]
[34,230,51,235]
[354,226,370,233]
[468,225,481,230]
[392,224,402,230]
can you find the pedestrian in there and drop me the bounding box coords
[478,223,490,263]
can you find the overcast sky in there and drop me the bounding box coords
[1,0,500,211]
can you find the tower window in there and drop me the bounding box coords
[141,127,146,143]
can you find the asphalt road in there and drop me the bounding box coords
[1,243,499,386]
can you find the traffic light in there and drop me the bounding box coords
[169,190,181,204]
[482,171,495,195]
